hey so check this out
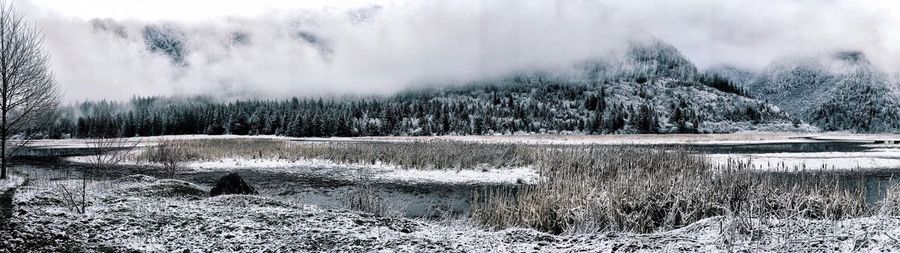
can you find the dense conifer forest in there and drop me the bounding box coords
[46,73,792,138]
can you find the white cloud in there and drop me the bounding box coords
[17,0,900,101]
[27,0,396,21]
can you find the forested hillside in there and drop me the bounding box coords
[749,51,900,132]
[44,41,802,138]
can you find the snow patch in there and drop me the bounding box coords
[185,158,538,185]
[0,175,24,192]
[708,147,900,171]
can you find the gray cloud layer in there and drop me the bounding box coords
[23,0,900,101]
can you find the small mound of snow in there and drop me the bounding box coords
[117,179,205,198]
[203,194,292,208]
[0,175,24,192]
[113,174,158,184]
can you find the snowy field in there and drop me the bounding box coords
[167,158,535,185]
[4,133,900,252]
[4,174,900,252]
[0,175,23,193]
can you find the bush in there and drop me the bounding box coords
[146,139,192,178]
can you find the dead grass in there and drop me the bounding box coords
[471,147,875,234]
[879,184,900,216]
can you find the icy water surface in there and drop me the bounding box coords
[700,140,900,171]
[696,141,900,204]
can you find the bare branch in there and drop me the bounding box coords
[0,0,59,179]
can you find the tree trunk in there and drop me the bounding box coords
[1,63,6,180]
[1,85,5,180]
[1,134,5,180]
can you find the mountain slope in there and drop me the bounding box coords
[749,51,900,132]
[571,40,801,133]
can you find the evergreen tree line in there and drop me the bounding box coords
[696,74,750,97]
[45,79,784,138]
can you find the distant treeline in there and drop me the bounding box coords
[45,75,783,138]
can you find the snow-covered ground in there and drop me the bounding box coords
[65,156,540,185]
[186,158,538,185]
[708,146,900,171]
[0,175,24,193]
[5,175,900,252]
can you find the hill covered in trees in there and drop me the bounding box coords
[45,41,804,138]
[747,51,900,132]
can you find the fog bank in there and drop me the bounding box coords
[21,0,900,101]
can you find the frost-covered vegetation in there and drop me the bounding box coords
[471,147,887,235]
[134,138,540,170]
[741,51,900,132]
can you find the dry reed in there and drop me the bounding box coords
[471,146,873,234]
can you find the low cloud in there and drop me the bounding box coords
[22,0,900,101]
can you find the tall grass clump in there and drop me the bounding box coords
[879,184,900,216]
[472,146,869,234]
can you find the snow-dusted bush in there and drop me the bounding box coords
[879,184,900,216]
[144,138,192,178]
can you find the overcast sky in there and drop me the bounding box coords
[28,0,395,21]
[18,0,900,101]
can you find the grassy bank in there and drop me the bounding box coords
[471,147,891,234]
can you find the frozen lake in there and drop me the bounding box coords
[700,140,900,171]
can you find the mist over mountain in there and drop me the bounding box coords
[25,0,900,103]
[39,2,632,101]
[18,0,900,133]
[749,51,900,132]
[704,65,755,89]
[43,17,900,134]
[51,40,807,138]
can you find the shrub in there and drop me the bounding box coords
[146,138,192,178]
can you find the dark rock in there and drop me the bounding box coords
[210,173,258,197]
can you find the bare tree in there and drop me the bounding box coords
[0,1,60,179]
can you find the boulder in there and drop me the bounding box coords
[210,173,257,197]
